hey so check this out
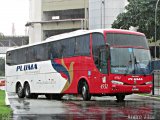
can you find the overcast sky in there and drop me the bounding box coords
[0,0,29,36]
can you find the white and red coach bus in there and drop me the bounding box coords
[5,29,152,101]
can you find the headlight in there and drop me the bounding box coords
[145,81,152,85]
[111,80,124,85]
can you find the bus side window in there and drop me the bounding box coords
[75,35,90,56]
[48,41,62,59]
[36,44,48,61]
[99,47,108,74]
[62,38,75,57]
[92,33,106,73]
[48,44,57,59]
[27,46,36,62]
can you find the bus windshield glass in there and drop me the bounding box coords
[106,33,148,49]
[110,48,151,75]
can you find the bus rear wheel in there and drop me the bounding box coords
[17,83,25,98]
[81,82,91,101]
[116,94,125,102]
[24,83,38,99]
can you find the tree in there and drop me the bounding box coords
[112,0,160,40]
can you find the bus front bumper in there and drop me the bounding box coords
[110,84,152,94]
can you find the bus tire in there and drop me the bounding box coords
[24,83,32,98]
[116,94,125,102]
[17,83,25,98]
[81,82,91,101]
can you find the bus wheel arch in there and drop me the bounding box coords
[16,82,25,98]
[78,78,91,101]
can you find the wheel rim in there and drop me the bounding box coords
[18,85,22,96]
[25,85,30,96]
[82,86,86,98]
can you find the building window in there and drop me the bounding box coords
[43,9,85,20]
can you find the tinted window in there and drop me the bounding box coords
[49,34,90,59]
[75,35,90,56]
[35,44,48,61]
[17,48,26,64]
[106,33,148,49]
[7,34,90,66]
[48,41,63,59]
[6,50,17,65]
[7,48,27,65]
[92,33,105,67]
[7,43,48,65]
[62,38,76,57]
[26,46,36,62]
[99,47,108,74]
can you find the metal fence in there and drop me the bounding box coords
[153,73,160,96]
[152,60,160,96]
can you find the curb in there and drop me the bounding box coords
[137,94,160,100]
[5,92,10,106]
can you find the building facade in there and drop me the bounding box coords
[27,0,89,43]
[89,0,128,29]
[28,0,128,43]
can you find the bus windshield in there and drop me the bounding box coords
[110,48,151,75]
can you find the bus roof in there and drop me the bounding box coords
[6,29,144,51]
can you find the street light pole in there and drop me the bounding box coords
[155,0,160,60]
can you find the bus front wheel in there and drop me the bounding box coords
[81,82,91,101]
[116,94,125,102]
[17,83,25,98]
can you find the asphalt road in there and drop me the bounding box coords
[8,93,160,120]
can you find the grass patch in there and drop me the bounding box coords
[0,90,12,119]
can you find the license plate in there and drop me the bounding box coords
[132,88,139,91]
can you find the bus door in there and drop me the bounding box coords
[93,45,109,92]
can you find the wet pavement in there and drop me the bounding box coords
[8,93,160,120]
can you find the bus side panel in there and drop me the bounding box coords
[6,65,17,93]
[49,58,76,94]
[60,56,95,94]
[6,76,17,92]
[30,61,67,94]
[24,74,42,93]
[44,73,67,93]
